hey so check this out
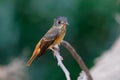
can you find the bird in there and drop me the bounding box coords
[26,16,68,67]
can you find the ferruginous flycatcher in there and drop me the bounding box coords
[26,16,68,67]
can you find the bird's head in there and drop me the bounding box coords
[53,16,68,27]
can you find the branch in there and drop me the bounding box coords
[61,40,93,80]
[77,71,88,80]
[52,45,71,80]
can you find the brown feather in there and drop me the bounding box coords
[26,42,41,66]
[37,38,55,58]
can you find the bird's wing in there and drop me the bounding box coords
[37,27,60,57]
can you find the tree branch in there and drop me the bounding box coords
[61,40,93,80]
[52,45,71,80]
[77,71,88,80]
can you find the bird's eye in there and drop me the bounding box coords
[58,21,61,24]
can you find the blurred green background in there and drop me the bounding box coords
[0,0,120,80]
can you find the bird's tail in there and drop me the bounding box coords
[26,42,41,67]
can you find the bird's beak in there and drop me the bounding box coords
[66,22,69,25]
[62,21,69,26]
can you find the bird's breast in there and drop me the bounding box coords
[55,31,65,43]
[52,26,66,47]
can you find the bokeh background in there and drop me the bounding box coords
[0,0,120,80]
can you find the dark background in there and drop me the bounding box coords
[0,0,120,80]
